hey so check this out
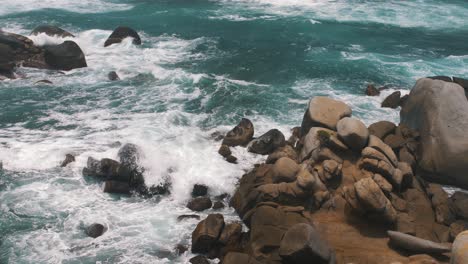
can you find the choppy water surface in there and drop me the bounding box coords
[1,0,467,263]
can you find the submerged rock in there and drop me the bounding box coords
[60,154,75,167]
[187,197,212,212]
[192,184,208,197]
[365,84,380,96]
[108,71,120,81]
[31,25,74,38]
[177,214,200,221]
[104,26,141,47]
[85,223,106,238]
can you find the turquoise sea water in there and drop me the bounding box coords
[1,1,467,263]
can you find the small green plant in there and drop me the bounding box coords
[317,130,331,144]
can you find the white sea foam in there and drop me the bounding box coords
[0,0,132,16]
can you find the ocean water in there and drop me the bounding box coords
[0,0,467,263]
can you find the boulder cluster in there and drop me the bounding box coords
[190,78,468,263]
[0,25,141,81]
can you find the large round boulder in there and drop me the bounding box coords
[222,118,254,147]
[301,96,352,133]
[401,78,468,188]
[248,129,285,155]
[187,197,212,212]
[368,121,396,140]
[381,91,401,109]
[85,223,106,238]
[451,230,468,264]
[44,41,87,71]
[31,25,74,38]
[271,157,300,183]
[336,117,369,151]
[104,26,141,47]
[191,214,224,254]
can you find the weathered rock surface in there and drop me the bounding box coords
[387,231,451,254]
[336,117,369,151]
[187,197,213,212]
[103,180,130,194]
[222,118,254,147]
[104,26,141,47]
[450,191,468,220]
[248,129,285,155]
[368,121,396,140]
[271,157,300,183]
[301,96,352,133]
[401,78,468,188]
[108,71,120,81]
[223,252,261,264]
[192,184,208,197]
[191,214,224,254]
[451,230,468,264]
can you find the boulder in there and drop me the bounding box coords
[60,154,75,167]
[222,118,254,147]
[450,220,468,241]
[365,84,380,96]
[453,77,468,90]
[399,147,416,168]
[0,43,15,71]
[248,129,285,155]
[427,76,452,82]
[336,117,369,151]
[354,178,397,223]
[451,230,468,264]
[189,255,210,264]
[271,157,300,183]
[266,145,298,164]
[108,71,120,81]
[384,134,406,150]
[387,231,450,254]
[426,183,455,225]
[103,180,130,194]
[191,214,224,253]
[85,223,106,238]
[218,222,242,246]
[192,184,208,197]
[367,135,399,167]
[117,143,145,187]
[177,214,200,221]
[368,121,396,139]
[299,127,335,161]
[34,79,53,85]
[225,155,238,164]
[187,197,213,212]
[31,25,74,38]
[278,223,334,264]
[450,191,468,220]
[212,201,225,210]
[401,78,468,188]
[301,96,352,133]
[381,91,401,109]
[218,144,231,158]
[223,252,261,264]
[43,41,87,71]
[104,26,141,47]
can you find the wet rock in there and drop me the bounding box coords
[60,154,75,167]
[218,222,242,248]
[223,252,261,264]
[225,155,237,164]
[218,144,231,158]
[0,43,15,71]
[192,184,208,197]
[336,117,369,151]
[103,180,130,194]
[189,255,210,264]
[187,197,213,212]
[299,127,336,161]
[401,78,468,188]
[373,173,392,194]
[191,214,224,253]
[368,121,396,139]
[301,96,352,133]
[365,84,380,96]
[43,41,86,71]
[222,118,254,147]
[452,230,468,264]
[117,143,145,187]
[381,91,401,109]
[387,231,450,254]
[449,220,468,241]
[279,223,334,264]
[212,201,225,210]
[453,77,468,90]
[104,26,141,47]
[82,157,120,178]
[450,191,468,220]
[174,244,188,255]
[85,223,106,238]
[266,145,298,164]
[248,129,285,155]
[271,157,300,183]
[177,214,200,221]
[399,94,409,108]
[31,25,74,38]
[108,71,120,81]
[34,79,53,85]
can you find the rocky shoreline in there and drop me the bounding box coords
[185,78,468,264]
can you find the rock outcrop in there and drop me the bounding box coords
[43,41,87,71]
[104,26,141,47]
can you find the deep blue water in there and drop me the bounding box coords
[0,0,467,263]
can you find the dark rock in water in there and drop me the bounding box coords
[451,192,468,220]
[0,69,15,80]
[191,214,224,253]
[60,154,75,167]
[248,129,286,155]
[365,84,380,96]
[368,121,396,140]
[381,91,401,109]
[108,71,120,81]
[401,78,468,188]
[83,157,120,179]
[210,131,224,141]
[177,214,200,221]
[212,201,225,210]
[31,25,74,38]
[145,180,171,195]
[192,184,208,197]
[34,79,53,85]
[453,77,468,89]
[222,118,254,147]
[218,144,231,158]
[103,180,130,194]
[44,41,87,71]
[174,244,188,255]
[85,223,106,238]
[104,26,141,47]
[0,43,15,71]
[428,76,452,82]
[399,94,409,107]
[279,223,334,264]
[225,155,237,164]
[117,143,145,187]
[187,197,212,212]
[189,255,209,264]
